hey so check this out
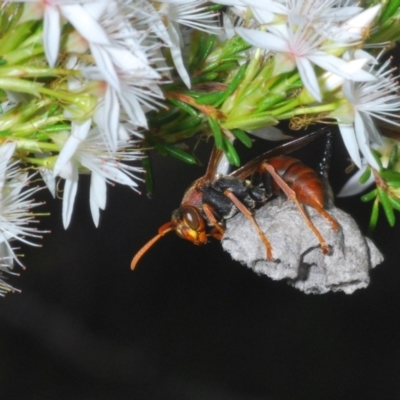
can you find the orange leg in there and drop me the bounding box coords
[261,163,331,255]
[202,203,225,238]
[223,189,273,260]
[314,205,340,231]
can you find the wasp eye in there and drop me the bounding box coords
[179,206,200,230]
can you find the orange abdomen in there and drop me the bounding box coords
[267,157,324,209]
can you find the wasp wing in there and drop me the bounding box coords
[204,146,226,182]
[231,126,335,180]
[374,119,400,141]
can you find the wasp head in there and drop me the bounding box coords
[172,205,207,245]
[131,205,207,270]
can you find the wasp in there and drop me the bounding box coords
[131,127,340,270]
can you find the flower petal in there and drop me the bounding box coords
[0,142,16,192]
[167,21,191,88]
[338,123,362,168]
[39,167,56,198]
[53,120,91,177]
[354,111,380,170]
[337,164,374,197]
[297,57,321,102]
[89,172,106,227]
[59,4,110,44]
[100,85,120,151]
[340,4,381,39]
[309,52,375,82]
[89,43,120,91]
[43,5,60,67]
[62,165,79,229]
[235,27,289,53]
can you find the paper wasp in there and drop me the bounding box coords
[131,127,340,270]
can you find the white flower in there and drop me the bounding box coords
[151,0,220,87]
[76,0,163,150]
[331,4,381,43]
[332,58,400,169]
[236,17,375,102]
[0,142,45,277]
[12,0,110,67]
[337,137,400,198]
[52,121,143,228]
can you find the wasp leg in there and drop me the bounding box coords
[202,203,225,237]
[223,189,273,260]
[313,205,340,231]
[208,227,224,241]
[261,163,331,255]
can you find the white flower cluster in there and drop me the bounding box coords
[1,0,400,284]
[215,0,400,173]
[0,0,218,271]
[0,142,45,294]
[4,0,219,231]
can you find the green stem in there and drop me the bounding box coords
[11,115,66,136]
[23,155,58,169]
[15,139,60,152]
[0,77,88,105]
[0,66,81,78]
[275,101,340,120]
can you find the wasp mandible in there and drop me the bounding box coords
[131,127,340,270]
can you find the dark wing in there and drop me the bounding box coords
[231,126,336,180]
[375,119,400,140]
[204,146,225,181]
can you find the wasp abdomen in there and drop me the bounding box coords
[267,156,325,209]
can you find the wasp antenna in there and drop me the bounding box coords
[131,222,175,270]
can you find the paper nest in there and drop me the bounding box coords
[221,197,383,294]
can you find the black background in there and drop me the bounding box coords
[1,130,400,400]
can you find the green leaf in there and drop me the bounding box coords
[379,0,400,22]
[191,72,219,85]
[164,144,196,164]
[387,180,400,188]
[206,4,223,11]
[231,129,252,148]
[219,36,251,59]
[0,20,38,55]
[223,137,240,167]
[190,34,216,73]
[212,61,239,72]
[161,116,202,135]
[371,149,383,170]
[255,93,286,113]
[148,108,181,126]
[358,166,371,184]
[168,98,198,117]
[361,189,377,202]
[213,63,247,107]
[377,187,395,227]
[380,170,400,181]
[195,91,225,105]
[208,117,223,149]
[388,144,398,170]
[222,113,277,131]
[389,196,400,212]
[48,104,60,117]
[368,198,380,234]
[202,57,242,73]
